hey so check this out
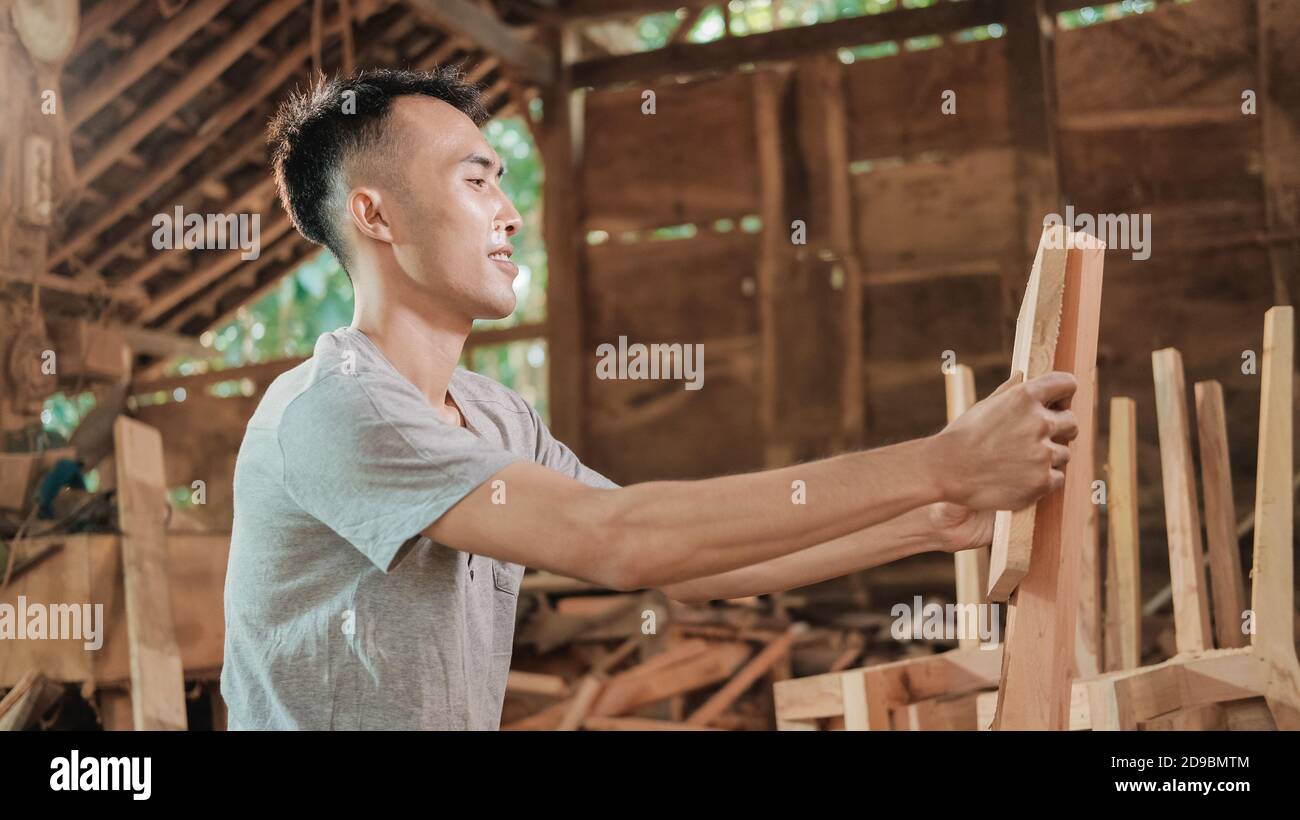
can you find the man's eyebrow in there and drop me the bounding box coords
[461,152,506,179]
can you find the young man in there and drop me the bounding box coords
[222,68,1078,730]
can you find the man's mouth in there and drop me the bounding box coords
[488,246,517,276]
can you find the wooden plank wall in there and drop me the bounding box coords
[576,0,1298,596]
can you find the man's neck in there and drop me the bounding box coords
[351,298,471,427]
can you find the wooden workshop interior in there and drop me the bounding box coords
[0,0,1297,730]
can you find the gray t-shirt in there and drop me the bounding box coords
[221,326,616,730]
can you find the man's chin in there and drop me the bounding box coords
[474,293,517,322]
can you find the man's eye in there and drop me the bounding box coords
[468,178,487,188]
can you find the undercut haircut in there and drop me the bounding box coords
[267,67,488,271]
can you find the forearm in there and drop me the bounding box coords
[590,436,945,589]
[659,504,944,603]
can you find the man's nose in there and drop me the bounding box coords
[494,196,523,237]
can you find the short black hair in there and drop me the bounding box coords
[267,67,488,270]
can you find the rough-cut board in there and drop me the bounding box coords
[113,417,188,731]
[1074,375,1102,678]
[987,224,1070,602]
[944,364,989,649]
[1251,307,1300,729]
[1193,380,1249,650]
[992,230,1104,730]
[1151,348,1214,654]
[1104,397,1141,671]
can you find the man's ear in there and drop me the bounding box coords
[347,187,395,245]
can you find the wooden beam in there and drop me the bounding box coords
[589,642,750,717]
[53,2,402,270]
[137,212,294,324]
[68,0,233,129]
[535,26,585,451]
[752,68,788,465]
[987,225,1069,601]
[405,0,553,84]
[945,364,989,650]
[77,0,302,186]
[116,177,278,292]
[1002,0,1060,356]
[81,140,268,281]
[992,230,1103,730]
[1151,348,1213,654]
[73,0,142,53]
[571,0,1000,88]
[1074,373,1101,677]
[1194,380,1248,649]
[1103,397,1141,671]
[685,622,805,726]
[112,417,187,730]
[1250,306,1300,728]
[163,233,315,332]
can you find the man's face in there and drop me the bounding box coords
[373,96,523,321]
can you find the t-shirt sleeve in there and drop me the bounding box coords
[527,402,620,490]
[278,373,521,572]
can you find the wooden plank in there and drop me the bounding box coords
[685,623,806,726]
[582,715,720,731]
[77,0,302,186]
[536,26,585,456]
[897,691,982,731]
[1250,306,1300,728]
[945,364,989,649]
[1194,380,1249,649]
[993,230,1104,729]
[1074,375,1101,677]
[987,224,1070,601]
[0,670,61,731]
[113,418,187,730]
[1151,348,1214,653]
[589,642,750,717]
[506,670,571,698]
[1104,397,1141,671]
[840,669,874,730]
[405,0,553,84]
[68,0,233,128]
[772,670,844,722]
[571,0,1001,89]
[556,674,604,731]
[752,69,789,465]
[1088,648,1261,730]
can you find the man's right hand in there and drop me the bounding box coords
[933,371,1080,511]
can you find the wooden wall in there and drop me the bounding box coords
[575,0,1300,583]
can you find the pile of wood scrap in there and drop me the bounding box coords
[501,578,978,731]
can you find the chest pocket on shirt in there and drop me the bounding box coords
[490,560,522,655]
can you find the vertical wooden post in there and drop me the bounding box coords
[944,364,988,650]
[1074,374,1101,677]
[993,231,1104,730]
[815,58,866,452]
[113,416,187,730]
[539,26,587,452]
[752,68,791,467]
[1001,0,1060,352]
[1104,397,1141,671]
[1250,307,1300,728]
[1194,380,1248,649]
[1151,348,1213,654]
